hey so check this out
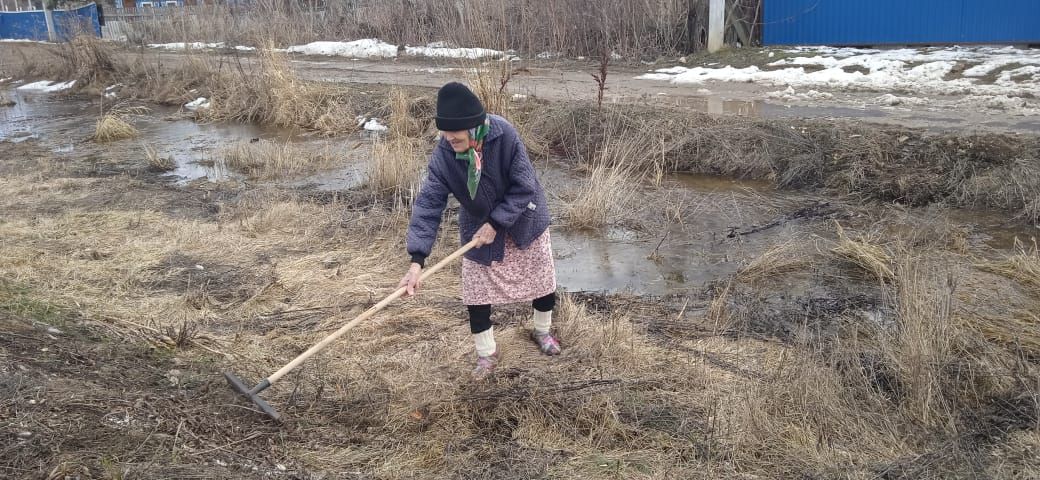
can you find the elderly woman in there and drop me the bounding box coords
[399,82,560,380]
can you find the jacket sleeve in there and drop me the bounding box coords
[406,159,450,267]
[489,137,539,230]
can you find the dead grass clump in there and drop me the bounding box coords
[561,125,645,229]
[202,48,356,136]
[124,53,220,106]
[978,239,1040,297]
[144,146,176,172]
[19,34,128,92]
[370,137,425,197]
[832,222,895,282]
[91,114,138,143]
[387,88,431,139]
[884,258,957,429]
[562,161,639,230]
[735,239,812,285]
[222,140,335,179]
[969,310,1040,357]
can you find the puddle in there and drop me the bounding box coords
[6,90,1037,297]
[553,226,740,295]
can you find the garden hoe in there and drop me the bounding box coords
[224,239,479,421]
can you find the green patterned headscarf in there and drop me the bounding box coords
[455,119,490,200]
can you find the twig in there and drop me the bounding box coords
[192,432,264,456]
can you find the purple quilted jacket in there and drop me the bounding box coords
[406,114,550,267]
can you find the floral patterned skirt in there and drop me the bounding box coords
[461,230,556,306]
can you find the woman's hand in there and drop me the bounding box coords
[473,223,497,247]
[398,262,423,296]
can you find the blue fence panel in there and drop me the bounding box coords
[764,0,1040,46]
[962,0,1040,44]
[0,3,100,41]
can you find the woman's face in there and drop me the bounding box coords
[442,130,471,153]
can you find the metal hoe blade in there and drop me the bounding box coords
[224,372,281,421]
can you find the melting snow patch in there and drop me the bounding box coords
[640,46,1040,97]
[286,40,398,58]
[766,86,834,101]
[405,43,503,59]
[148,42,225,50]
[875,94,927,107]
[17,80,76,92]
[184,97,211,111]
[363,118,388,132]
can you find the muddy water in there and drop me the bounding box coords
[5,90,1036,296]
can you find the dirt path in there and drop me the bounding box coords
[5,42,1037,134]
[282,54,1040,134]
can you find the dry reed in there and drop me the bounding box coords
[977,239,1040,297]
[144,145,176,171]
[200,48,356,136]
[91,114,138,143]
[222,139,335,179]
[832,222,895,282]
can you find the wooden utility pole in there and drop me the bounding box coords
[708,0,724,52]
[44,0,58,41]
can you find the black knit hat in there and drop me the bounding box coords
[435,82,486,131]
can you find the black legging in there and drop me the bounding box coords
[467,292,556,334]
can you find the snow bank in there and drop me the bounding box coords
[148,42,255,51]
[148,42,225,50]
[766,86,833,101]
[286,40,398,58]
[640,46,1040,98]
[16,80,76,92]
[404,43,503,59]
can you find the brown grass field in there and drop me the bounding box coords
[0,38,1037,479]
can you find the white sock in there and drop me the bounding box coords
[533,309,552,335]
[474,327,496,357]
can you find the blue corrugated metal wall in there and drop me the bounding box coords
[764,0,1040,45]
[0,3,101,41]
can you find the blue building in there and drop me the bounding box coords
[764,0,1040,46]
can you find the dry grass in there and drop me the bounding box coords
[978,239,1040,297]
[221,139,336,179]
[121,0,695,57]
[91,114,139,143]
[970,310,1040,356]
[832,222,895,282]
[735,239,813,285]
[201,48,357,136]
[562,160,640,230]
[369,87,431,199]
[531,103,1040,221]
[144,145,176,171]
[884,258,957,429]
[369,137,425,197]
[561,120,646,229]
